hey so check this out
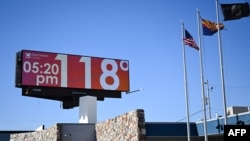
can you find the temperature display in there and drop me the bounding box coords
[20,50,129,92]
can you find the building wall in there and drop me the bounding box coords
[227,106,249,115]
[7,109,250,141]
[9,109,146,141]
[95,109,146,141]
[146,134,223,141]
[10,124,59,141]
[145,122,198,136]
[196,111,250,136]
[0,131,33,141]
[59,123,96,141]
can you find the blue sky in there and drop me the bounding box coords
[1,0,250,130]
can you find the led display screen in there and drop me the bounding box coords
[17,50,130,92]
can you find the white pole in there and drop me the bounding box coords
[216,0,228,125]
[205,80,212,119]
[197,9,208,141]
[181,21,191,141]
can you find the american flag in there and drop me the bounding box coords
[183,29,199,51]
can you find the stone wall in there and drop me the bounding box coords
[95,109,146,141]
[10,124,60,141]
[9,109,146,141]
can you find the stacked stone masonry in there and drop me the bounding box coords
[9,109,146,141]
[95,109,146,141]
[10,124,60,141]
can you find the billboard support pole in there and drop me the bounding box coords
[79,96,97,123]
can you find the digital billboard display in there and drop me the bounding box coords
[16,50,130,92]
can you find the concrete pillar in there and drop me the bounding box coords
[79,96,97,123]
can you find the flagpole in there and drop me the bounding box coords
[181,21,191,141]
[216,0,228,125]
[196,9,208,141]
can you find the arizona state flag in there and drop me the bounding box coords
[221,2,250,21]
[202,18,224,36]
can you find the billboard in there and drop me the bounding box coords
[16,50,130,92]
[15,50,130,108]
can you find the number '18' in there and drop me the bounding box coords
[55,54,127,90]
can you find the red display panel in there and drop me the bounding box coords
[20,50,129,92]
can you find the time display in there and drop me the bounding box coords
[21,50,129,92]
